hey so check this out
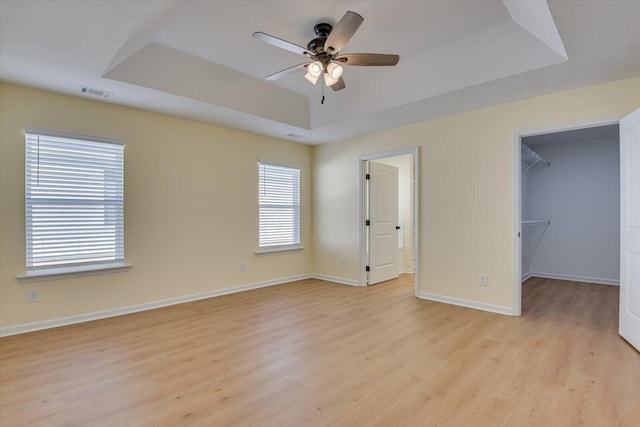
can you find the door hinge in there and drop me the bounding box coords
[365,174,370,180]
[366,220,370,226]
[365,266,370,272]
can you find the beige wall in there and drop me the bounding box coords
[0,82,312,328]
[312,77,639,311]
[2,77,638,330]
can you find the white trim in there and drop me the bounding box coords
[521,272,533,282]
[416,291,514,316]
[255,245,303,254]
[359,158,367,287]
[359,147,420,297]
[404,268,415,274]
[0,274,313,337]
[18,263,131,283]
[311,273,361,287]
[512,128,523,315]
[25,128,123,146]
[360,148,420,162]
[256,159,301,171]
[512,115,623,317]
[528,272,619,286]
[513,116,622,139]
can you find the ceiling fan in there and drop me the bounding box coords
[252,11,399,92]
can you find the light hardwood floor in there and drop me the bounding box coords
[1,275,637,426]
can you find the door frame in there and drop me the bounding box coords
[359,147,419,296]
[512,116,622,316]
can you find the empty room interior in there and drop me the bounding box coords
[0,1,638,426]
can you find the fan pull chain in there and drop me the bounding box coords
[321,80,325,104]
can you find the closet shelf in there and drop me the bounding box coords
[522,220,550,235]
[522,220,551,228]
[522,145,550,173]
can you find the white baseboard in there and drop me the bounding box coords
[521,272,533,282]
[403,268,415,274]
[0,274,314,337]
[528,272,619,286]
[416,291,514,316]
[310,273,361,287]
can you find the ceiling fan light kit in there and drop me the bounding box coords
[252,11,399,95]
[304,61,323,85]
[323,73,338,87]
[327,63,343,79]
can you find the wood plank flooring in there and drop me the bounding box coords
[0,275,637,426]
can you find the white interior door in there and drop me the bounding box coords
[368,161,399,285]
[620,107,640,352]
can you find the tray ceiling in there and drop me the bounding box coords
[1,1,639,144]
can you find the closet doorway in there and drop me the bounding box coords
[513,117,621,316]
[359,148,419,295]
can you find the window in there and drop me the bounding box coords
[24,130,124,274]
[258,162,301,251]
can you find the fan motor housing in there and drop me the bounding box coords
[307,23,333,54]
[307,37,326,54]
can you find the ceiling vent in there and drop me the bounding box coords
[80,86,113,99]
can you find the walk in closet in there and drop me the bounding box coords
[521,124,620,286]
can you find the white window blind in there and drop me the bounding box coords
[258,162,300,249]
[25,131,124,270]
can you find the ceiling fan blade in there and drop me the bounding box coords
[335,53,400,66]
[265,63,310,80]
[325,11,364,55]
[330,77,346,91]
[252,32,313,57]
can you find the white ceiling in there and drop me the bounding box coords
[1,1,639,144]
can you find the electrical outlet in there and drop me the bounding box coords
[28,288,39,302]
[480,275,488,286]
[340,257,347,267]
[240,262,246,272]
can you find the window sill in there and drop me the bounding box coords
[255,245,303,255]
[18,262,132,283]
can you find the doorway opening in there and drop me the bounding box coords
[512,117,621,316]
[359,147,419,296]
